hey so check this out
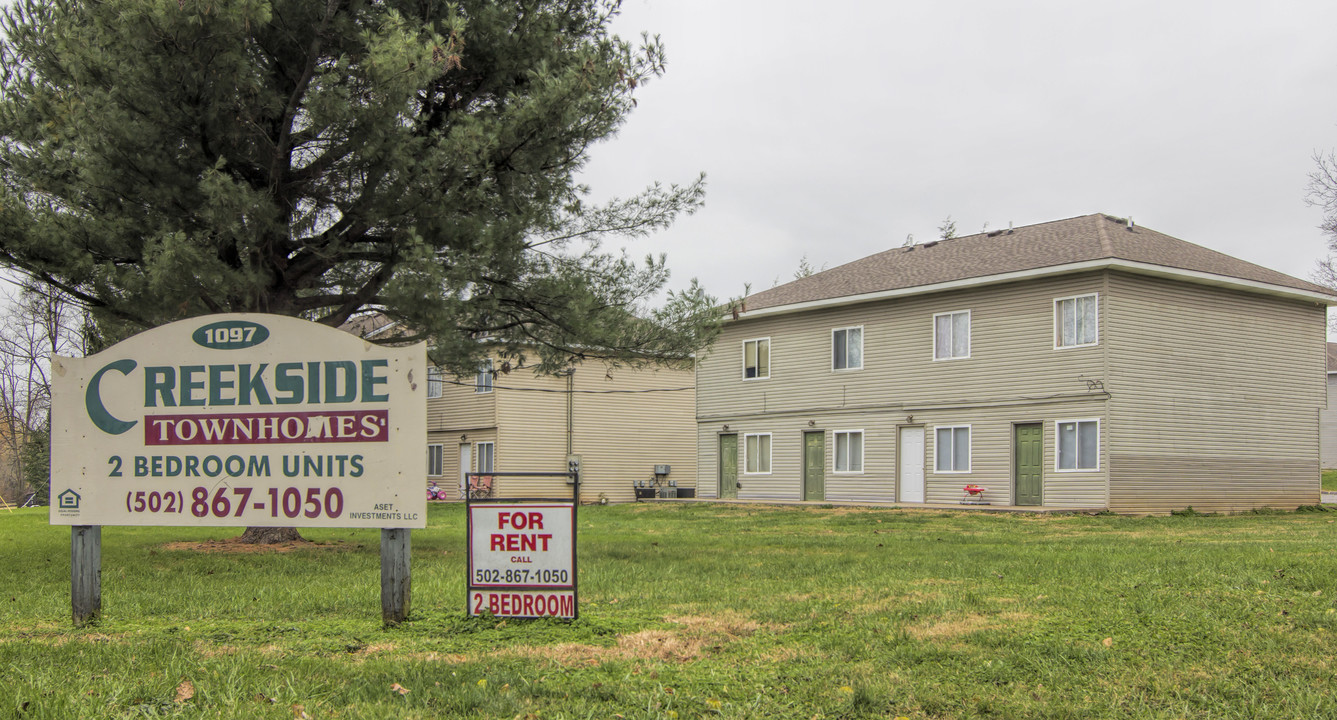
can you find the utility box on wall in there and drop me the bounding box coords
[654,464,671,476]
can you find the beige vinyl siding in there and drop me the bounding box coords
[697,273,1113,507]
[424,369,497,489]
[428,370,497,434]
[921,402,1108,507]
[494,362,696,503]
[425,428,496,496]
[1321,375,1337,468]
[1105,272,1326,512]
[695,400,1107,507]
[697,430,722,499]
[698,273,1108,423]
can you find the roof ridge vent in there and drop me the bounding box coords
[923,240,939,248]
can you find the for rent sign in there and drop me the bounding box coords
[50,314,426,528]
[468,503,576,618]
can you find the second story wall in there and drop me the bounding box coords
[493,360,696,502]
[1105,272,1327,511]
[428,365,497,433]
[698,272,1110,421]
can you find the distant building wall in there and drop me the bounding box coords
[1322,375,1337,468]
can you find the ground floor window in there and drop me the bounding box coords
[745,433,771,474]
[834,430,863,472]
[475,441,495,473]
[935,426,971,473]
[1057,419,1099,470]
[427,444,443,477]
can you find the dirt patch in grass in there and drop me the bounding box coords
[853,589,945,614]
[398,651,471,663]
[762,645,813,663]
[196,642,241,658]
[2,631,129,647]
[910,578,962,587]
[498,613,775,666]
[161,538,349,554]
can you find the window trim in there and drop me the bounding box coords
[427,443,443,477]
[833,429,864,474]
[475,359,494,393]
[742,337,772,381]
[427,367,444,399]
[831,326,864,372]
[1055,418,1100,472]
[474,441,496,473]
[932,309,972,361]
[1053,293,1099,350]
[934,424,972,474]
[743,432,772,475]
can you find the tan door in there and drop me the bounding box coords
[458,443,471,498]
[899,426,925,503]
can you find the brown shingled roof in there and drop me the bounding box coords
[741,214,1335,314]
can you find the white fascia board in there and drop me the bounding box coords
[729,259,1337,322]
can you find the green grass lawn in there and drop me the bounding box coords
[1322,468,1337,492]
[2,503,1336,719]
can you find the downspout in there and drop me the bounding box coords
[566,368,575,456]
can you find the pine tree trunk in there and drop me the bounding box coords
[236,526,304,544]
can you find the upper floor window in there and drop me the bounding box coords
[743,338,770,379]
[832,327,863,370]
[1057,419,1099,471]
[475,359,494,393]
[834,430,863,473]
[427,367,444,398]
[935,425,971,473]
[1055,294,1098,348]
[933,310,971,360]
[744,433,772,474]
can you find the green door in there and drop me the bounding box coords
[1014,423,1043,506]
[719,434,738,499]
[803,431,825,501]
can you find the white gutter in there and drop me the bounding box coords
[730,259,1337,321]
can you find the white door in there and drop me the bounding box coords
[899,426,925,503]
[458,443,471,498]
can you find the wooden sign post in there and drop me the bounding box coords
[71,525,101,626]
[381,528,411,624]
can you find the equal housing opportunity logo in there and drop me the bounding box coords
[56,488,81,517]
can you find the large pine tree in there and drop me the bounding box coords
[0,0,716,541]
[0,0,715,370]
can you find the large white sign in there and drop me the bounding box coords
[49,314,426,528]
[468,502,576,618]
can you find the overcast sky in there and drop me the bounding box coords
[578,0,1337,302]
